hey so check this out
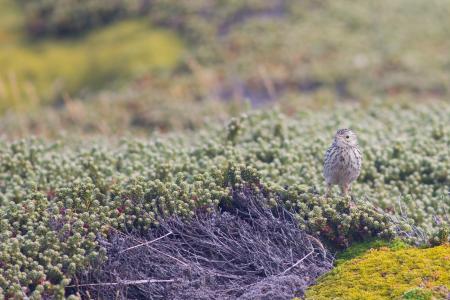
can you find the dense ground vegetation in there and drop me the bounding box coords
[0,103,449,298]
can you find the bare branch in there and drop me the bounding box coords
[67,279,174,288]
[119,231,173,254]
[278,249,314,276]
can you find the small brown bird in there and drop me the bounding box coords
[323,129,362,197]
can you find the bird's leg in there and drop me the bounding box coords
[342,183,357,208]
[325,183,332,197]
[349,184,355,201]
[340,183,349,197]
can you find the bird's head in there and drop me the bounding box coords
[333,128,358,147]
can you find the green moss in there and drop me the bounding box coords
[335,238,409,266]
[306,245,450,300]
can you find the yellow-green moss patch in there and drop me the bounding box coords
[335,238,410,266]
[306,245,450,300]
[0,2,183,112]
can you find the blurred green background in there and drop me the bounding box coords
[1,0,450,138]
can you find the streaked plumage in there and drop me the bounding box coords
[323,129,362,197]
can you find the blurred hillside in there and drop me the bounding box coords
[1,0,450,137]
[0,0,181,112]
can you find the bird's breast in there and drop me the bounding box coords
[323,145,361,185]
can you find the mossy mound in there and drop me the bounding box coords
[334,238,410,266]
[306,245,450,300]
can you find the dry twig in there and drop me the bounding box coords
[67,279,174,288]
[118,231,173,254]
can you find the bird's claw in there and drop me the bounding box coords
[348,195,357,209]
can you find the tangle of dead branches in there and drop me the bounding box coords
[74,187,333,299]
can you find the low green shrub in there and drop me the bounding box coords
[0,105,449,297]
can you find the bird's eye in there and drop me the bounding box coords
[345,135,349,139]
